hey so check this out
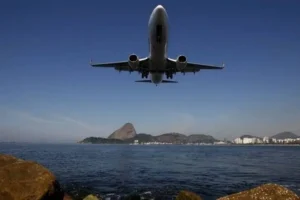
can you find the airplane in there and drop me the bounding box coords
[90,5,224,86]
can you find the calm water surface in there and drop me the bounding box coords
[0,143,299,200]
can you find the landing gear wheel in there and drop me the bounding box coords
[141,72,149,79]
[166,73,173,79]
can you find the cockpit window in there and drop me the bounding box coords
[156,25,162,43]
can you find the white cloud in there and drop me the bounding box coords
[57,115,109,132]
[4,109,111,133]
[11,110,63,124]
[1,109,114,137]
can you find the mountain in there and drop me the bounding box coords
[79,123,219,144]
[152,133,218,144]
[125,133,156,143]
[155,132,187,144]
[78,137,125,144]
[108,123,137,140]
[79,133,218,144]
[187,134,217,143]
[271,132,299,139]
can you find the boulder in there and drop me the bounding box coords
[217,183,300,200]
[83,194,100,200]
[63,193,74,200]
[176,191,203,200]
[0,154,72,200]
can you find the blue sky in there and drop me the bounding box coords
[1,0,300,142]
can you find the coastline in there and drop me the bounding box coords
[81,142,300,146]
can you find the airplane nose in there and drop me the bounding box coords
[155,5,165,12]
[154,5,166,18]
[156,5,164,10]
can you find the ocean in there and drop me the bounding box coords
[0,143,299,200]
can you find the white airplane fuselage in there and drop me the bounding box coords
[148,5,168,84]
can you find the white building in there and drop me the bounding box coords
[234,137,243,144]
[243,137,256,144]
[271,138,277,143]
[256,138,263,143]
[233,136,263,144]
[214,141,226,145]
[263,136,270,143]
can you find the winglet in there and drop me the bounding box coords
[222,62,225,68]
[90,58,93,65]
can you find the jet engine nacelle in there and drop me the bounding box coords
[128,54,139,69]
[176,55,187,70]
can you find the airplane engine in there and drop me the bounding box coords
[176,55,187,70]
[128,54,139,69]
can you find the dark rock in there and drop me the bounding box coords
[124,194,141,200]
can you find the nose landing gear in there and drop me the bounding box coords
[141,71,149,79]
[166,72,173,79]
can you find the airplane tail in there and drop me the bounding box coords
[135,80,178,83]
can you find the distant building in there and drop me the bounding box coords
[243,137,255,144]
[214,141,226,145]
[278,139,284,143]
[271,138,277,143]
[256,138,263,143]
[263,137,270,143]
[134,140,139,144]
[233,135,300,145]
[233,137,243,144]
[233,136,262,144]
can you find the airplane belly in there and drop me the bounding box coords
[149,57,166,71]
[149,40,167,71]
[151,72,163,84]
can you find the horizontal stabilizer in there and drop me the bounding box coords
[161,80,178,83]
[135,80,152,83]
[135,80,178,83]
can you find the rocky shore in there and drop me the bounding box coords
[0,154,299,200]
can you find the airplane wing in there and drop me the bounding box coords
[90,57,149,72]
[135,80,178,83]
[166,58,224,73]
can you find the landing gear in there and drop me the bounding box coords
[166,72,173,79]
[141,71,149,79]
